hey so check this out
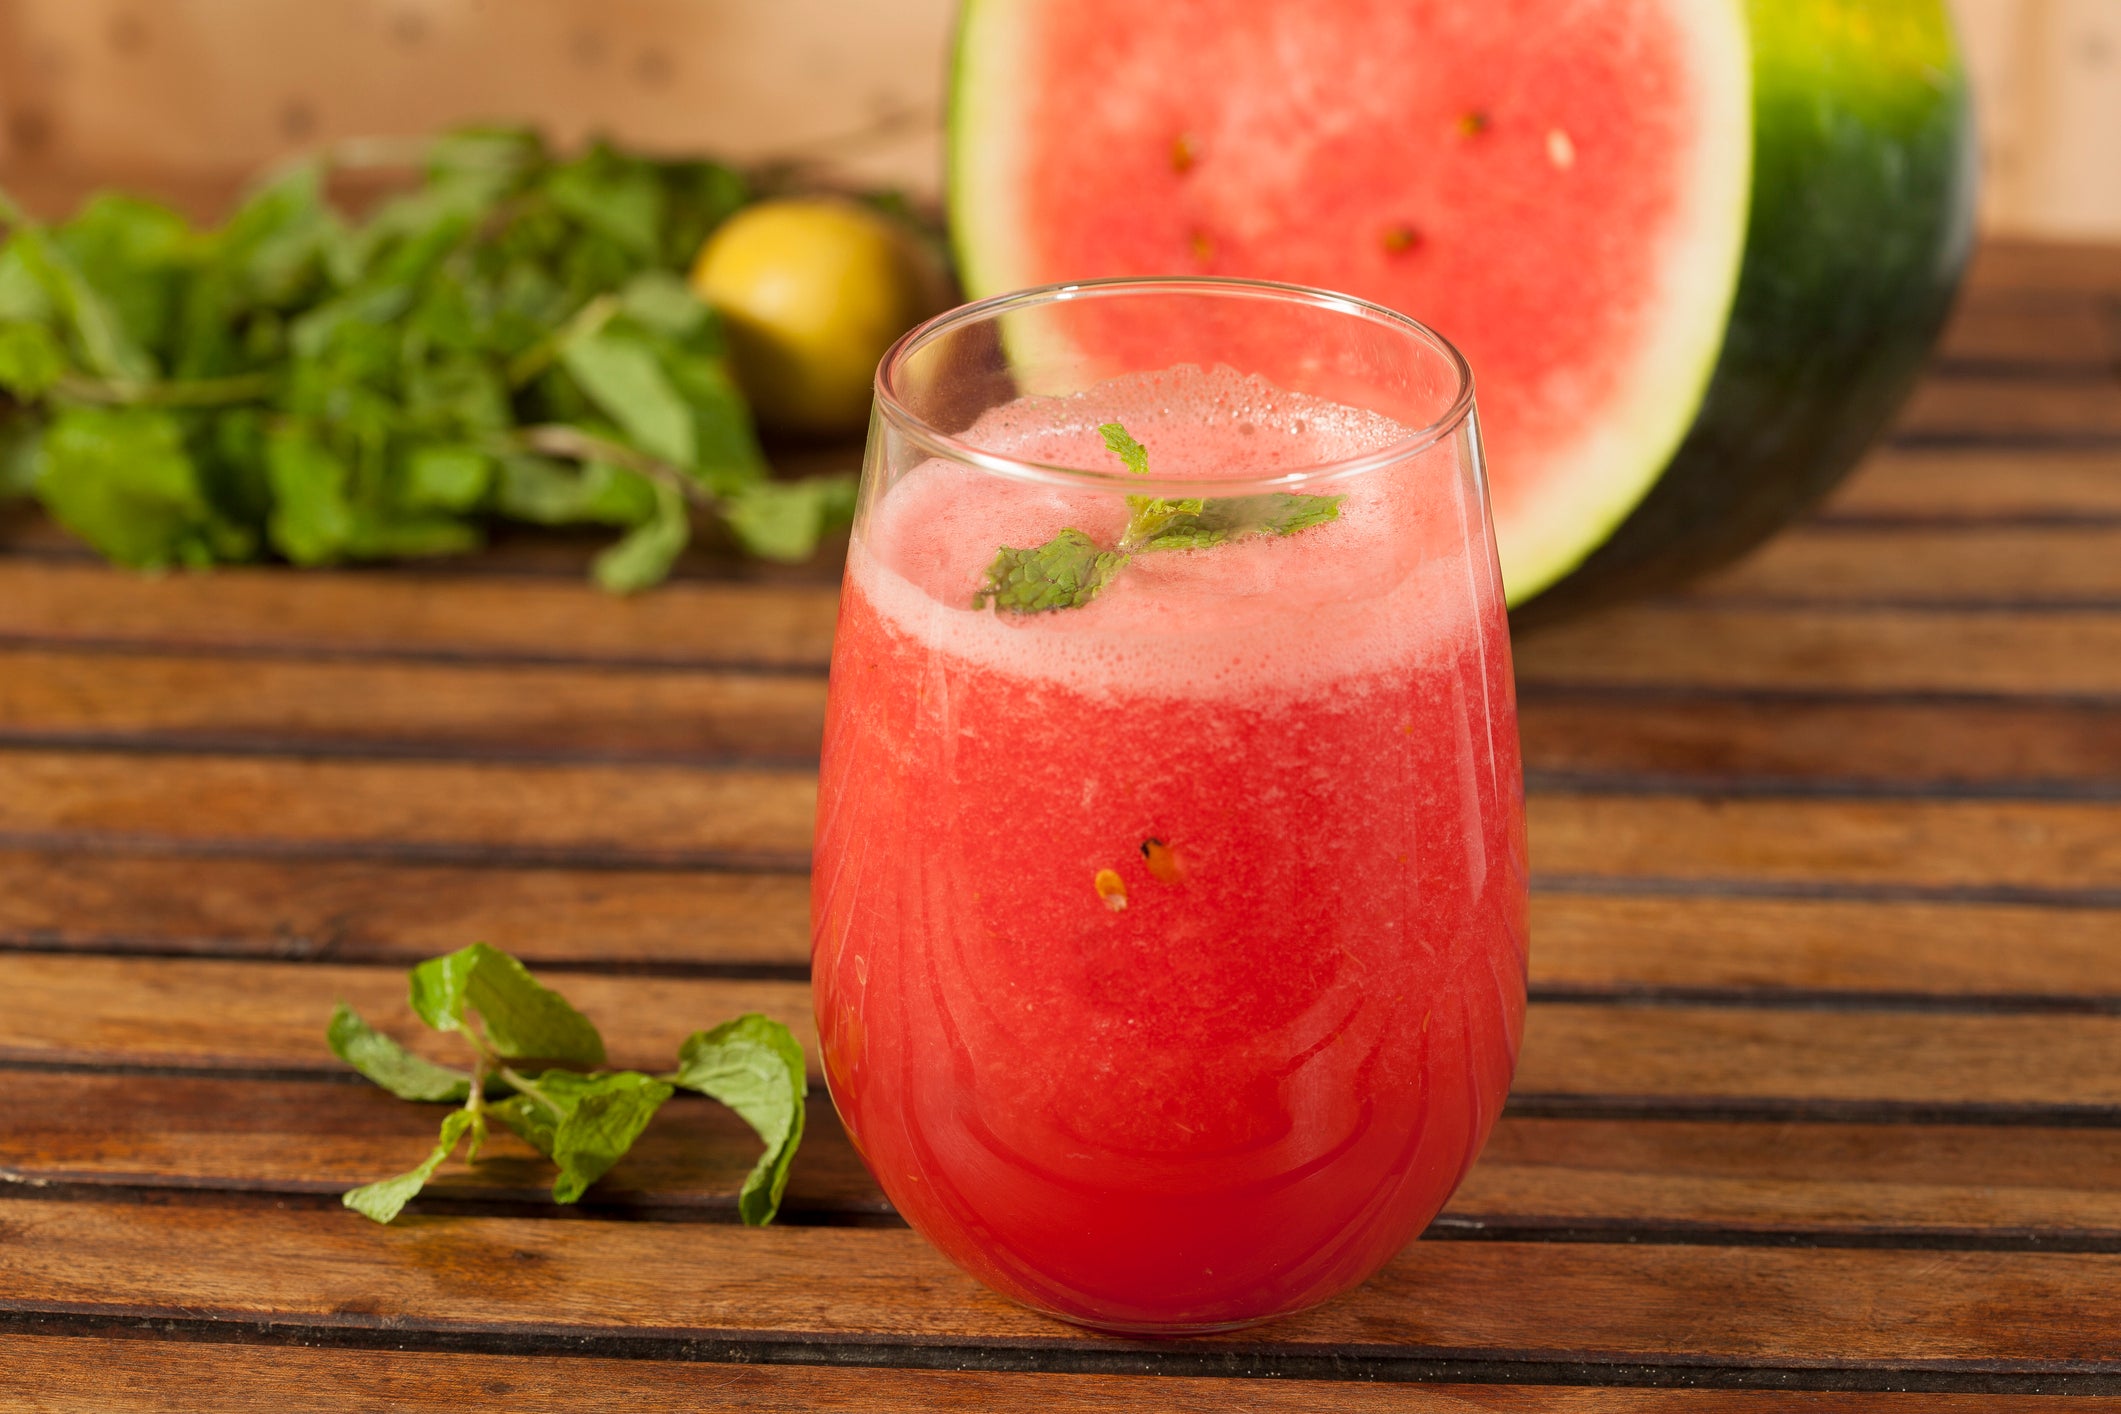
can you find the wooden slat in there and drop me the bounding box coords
[1520,693,2121,791]
[7,657,2116,790]
[11,1071,2121,1242]
[1693,526,2121,603]
[0,849,814,966]
[1821,447,2121,521]
[1515,606,2121,697]
[1895,376,2121,441]
[3,753,2111,894]
[2,851,2113,1001]
[5,552,2120,705]
[1515,1004,2121,1112]
[1938,292,2120,368]
[3,1198,2118,1375]
[9,1336,2108,1413]
[0,955,817,1078]
[0,1073,885,1221]
[1527,795,2120,896]
[0,752,817,866]
[1529,894,2121,1000]
[0,647,828,761]
[1965,242,2121,299]
[0,561,840,668]
[9,955,2119,1115]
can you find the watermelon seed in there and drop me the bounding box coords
[1455,110,1490,138]
[1381,223,1423,255]
[1546,128,1576,169]
[1171,132,1201,174]
[1188,228,1215,265]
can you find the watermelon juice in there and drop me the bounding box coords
[814,286,1526,1332]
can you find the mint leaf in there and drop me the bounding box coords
[1098,421,1150,477]
[592,479,690,594]
[38,406,253,568]
[672,1015,808,1226]
[550,1072,673,1203]
[400,444,492,513]
[1124,491,1341,551]
[975,528,1127,614]
[326,1003,474,1103]
[0,320,67,397]
[980,422,1345,613]
[561,328,695,469]
[723,475,855,563]
[408,941,606,1067]
[0,416,41,498]
[489,1068,674,1204]
[343,1107,477,1223]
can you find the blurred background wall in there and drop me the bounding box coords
[0,0,2114,240]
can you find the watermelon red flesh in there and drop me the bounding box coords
[952,0,1974,612]
[953,0,1751,602]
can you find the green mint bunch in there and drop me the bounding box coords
[328,941,807,1225]
[973,421,1342,613]
[0,127,854,591]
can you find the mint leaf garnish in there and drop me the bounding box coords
[408,940,606,1067]
[1123,490,1341,551]
[674,1015,810,1227]
[974,526,1126,613]
[975,421,1343,615]
[1098,421,1151,477]
[326,1002,475,1103]
[342,1108,479,1223]
[329,942,805,1225]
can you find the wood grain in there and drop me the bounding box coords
[11,1336,2110,1414]
[3,752,2111,893]
[1519,693,2121,792]
[1896,375,2121,441]
[11,1071,2121,1242]
[1693,526,2121,603]
[1819,447,2121,522]
[0,1073,886,1222]
[0,647,829,762]
[1938,292,2120,368]
[0,954,817,1078]
[8,955,2119,1114]
[8,655,2117,791]
[3,1198,2118,1375]
[1527,795,2121,896]
[1514,607,2121,697]
[1966,242,2121,299]
[5,852,2114,1003]
[0,751,818,866]
[0,561,840,669]
[1527,894,2121,1000]
[0,849,816,966]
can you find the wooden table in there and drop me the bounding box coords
[1,240,2117,1411]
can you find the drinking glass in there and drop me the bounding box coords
[812,277,1526,1333]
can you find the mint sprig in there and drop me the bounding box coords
[974,421,1341,613]
[328,941,807,1224]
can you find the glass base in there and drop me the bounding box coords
[1006,1291,1325,1338]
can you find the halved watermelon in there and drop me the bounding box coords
[948,0,1975,614]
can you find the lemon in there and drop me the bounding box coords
[690,198,951,436]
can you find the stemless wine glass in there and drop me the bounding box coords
[812,277,1527,1334]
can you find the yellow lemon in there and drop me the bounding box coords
[690,198,951,435]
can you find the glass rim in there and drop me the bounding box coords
[871,275,1477,496]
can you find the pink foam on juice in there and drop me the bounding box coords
[813,367,1527,1331]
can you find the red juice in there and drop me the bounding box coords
[813,367,1527,1331]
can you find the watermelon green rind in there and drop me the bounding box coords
[946,0,1974,616]
[1517,0,1975,619]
